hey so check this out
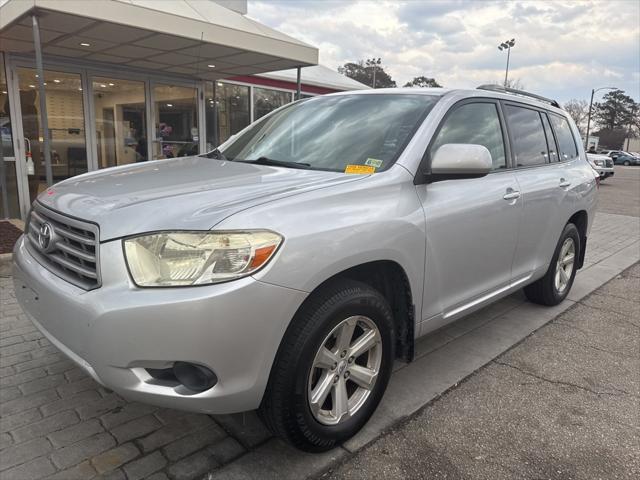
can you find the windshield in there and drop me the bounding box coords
[218,94,439,173]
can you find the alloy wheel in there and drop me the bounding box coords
[307,316,382,426]
[554,237,575,293]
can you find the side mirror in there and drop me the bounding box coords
[428,143,492,181]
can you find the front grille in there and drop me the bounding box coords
[605,159,613,168]
[26,203,101,290]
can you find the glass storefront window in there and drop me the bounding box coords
[17,68,88,204]
[205,81,216,150]
[1,55,20,218]
[152,84,198,160]
[253,87,292,120]
[214,82,250,145]
[93,77,147,167]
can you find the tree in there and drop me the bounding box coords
[563,99,589,135]
[592,128,628,150]
[593,89,638,131]
[403,76,442,88]
[491,78,524,90]
[338,58,396,88]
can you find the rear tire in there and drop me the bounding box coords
[259,279,394,452]
[524,223,580,306]
[624,160,630,166]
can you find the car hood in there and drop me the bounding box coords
[586,154,609,161]
[36,156,364,241]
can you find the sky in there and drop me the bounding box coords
[248,0,640,104]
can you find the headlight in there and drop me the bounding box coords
[594,160,604,166]
[123,230,282,287]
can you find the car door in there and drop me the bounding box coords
[416,100,522,327]
[506,104,576,281]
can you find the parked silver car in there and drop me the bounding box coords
[13,86,598,451]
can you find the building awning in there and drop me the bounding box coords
[0,0,318,79]
[257,64,371,91]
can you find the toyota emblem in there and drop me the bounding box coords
[37,222,54,252]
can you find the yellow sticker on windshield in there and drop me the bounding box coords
[345,164,376,174]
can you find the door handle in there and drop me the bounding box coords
[503,188,521,201]
[559,178,571,188]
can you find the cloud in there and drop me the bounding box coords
[248,0,640,103]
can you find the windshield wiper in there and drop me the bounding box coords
[202,148,228,160]
[237,157,311,169]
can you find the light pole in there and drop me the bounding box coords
[498,39,515,87]
[584,86,616,150]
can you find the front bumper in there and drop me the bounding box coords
[12,236,307,414]
[593,166,614,178]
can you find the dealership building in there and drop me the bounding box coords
[0,0,368,220]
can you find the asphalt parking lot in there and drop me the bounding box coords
[596,165,640,217]
[1,166,639,479]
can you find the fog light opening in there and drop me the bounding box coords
[173,362,218,393]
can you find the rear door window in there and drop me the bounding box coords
[430,102,506,170]
[504,105,549,167]
[549,114,579,162]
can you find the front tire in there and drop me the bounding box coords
[524,223,580,306]
[259,279,395,452]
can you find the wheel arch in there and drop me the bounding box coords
[296,260,416,363]
[568,210,588,269]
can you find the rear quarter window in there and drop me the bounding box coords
[549,114,579,161]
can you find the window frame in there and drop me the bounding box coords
[547,111,580,163]
[501,100,557,170]
[540,112,560,163]
[414,97,512,185]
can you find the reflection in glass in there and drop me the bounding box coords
[549,114,579,161]
[505,106,549,167]
[253,87,292,120]
[17,68,87,203]
[214,82,250,144]
[93,77,147,167]
[1,55,20,218]
[152,84,198,159]
[223,94,438,172]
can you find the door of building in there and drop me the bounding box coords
[1,56,20,219]
[150,82,202,160]
[12,67,89,209]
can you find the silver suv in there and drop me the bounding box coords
[13,86,598,451]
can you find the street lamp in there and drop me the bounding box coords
[498,38,516,87]
[584,86,616,150]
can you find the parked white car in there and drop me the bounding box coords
[587,153,615,180]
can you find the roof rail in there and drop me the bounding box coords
[476,84,561,108]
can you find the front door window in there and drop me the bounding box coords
[16,68,87,204]
[152,84,198,159]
